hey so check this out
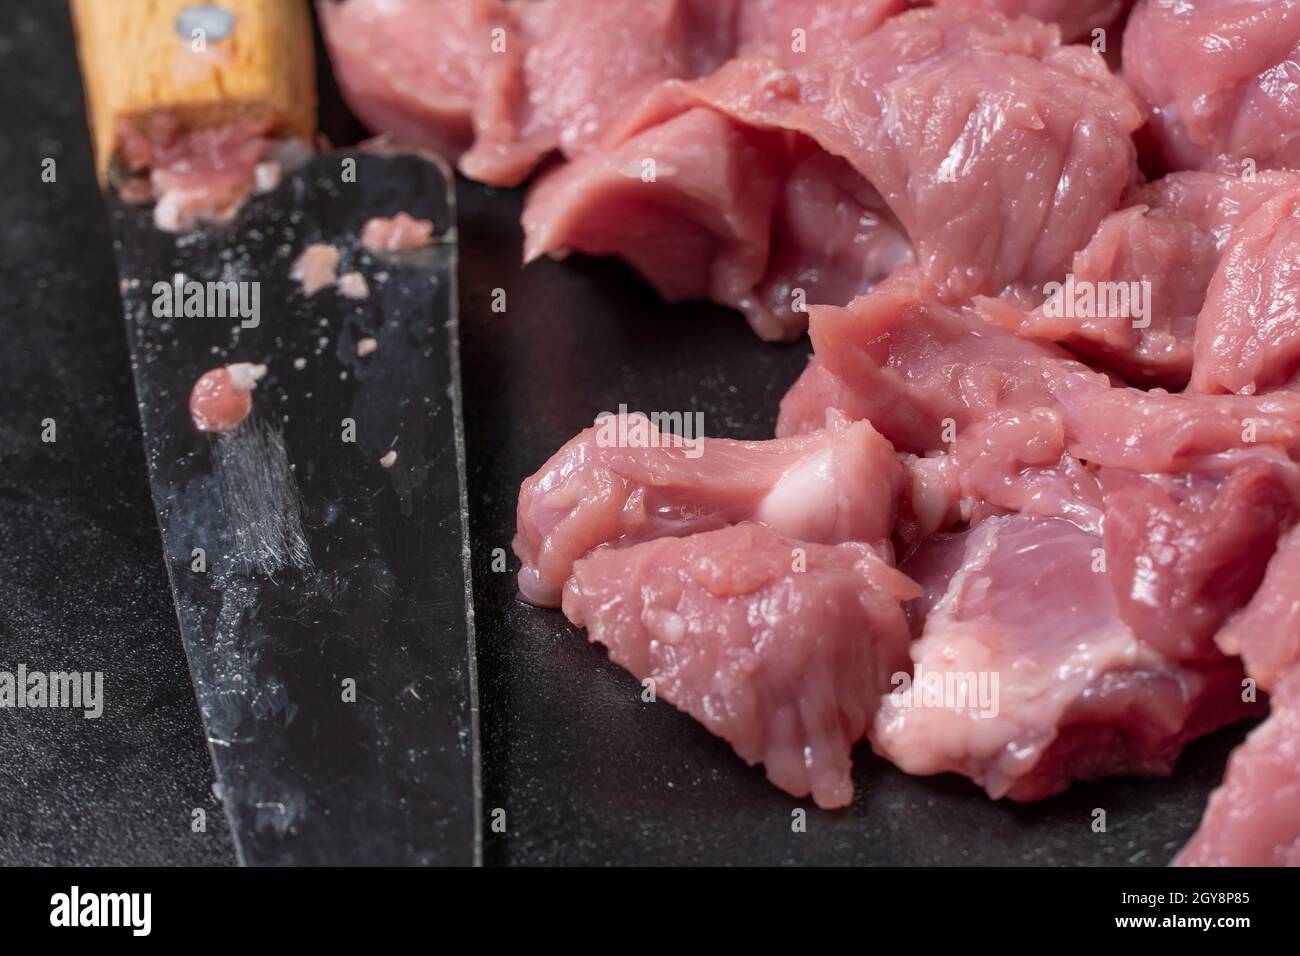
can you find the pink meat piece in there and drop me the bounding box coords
[562,522,920,808]
[1216,522,1300,692]
[927,0,1133,43]
[317,0,509,160]
[521,108,791,339]
[899,422,1299,662]
[1191,187,1300,394]
[749,147,915,334]
[605,8,1144,303]
[360,212,436,252]
[462,0,740,185]
[1122,0,1300,172]
[1003,170,1300,387]
[320,0,905,187]
[117,115,280,232]
[873,515,1258,800]
[1175,671,1300,866]
[513,410,903,607]
[1098,453,1300,661]
[735,0,909,62]
[777,277,1300,470]
[290,244,341,297]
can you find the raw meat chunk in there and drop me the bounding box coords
[1175,671,1300,866]
[1123,0,1300,172]
[461,0,740,184]
[1003,171,1300,387]
[521,108,791,339]
[777,277,1300,470]
[1098,453,1300,660]
[320,0,906,186]
[928,1,1133,43]
[605,8,1144,302]
[1191,187,1300,394]
[1215,523,1300,692]
[563,523,920,808]
[873,515,1257,800]
[317,0,510,161]
[513,410,903,606]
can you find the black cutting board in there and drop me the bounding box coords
[0,0,1254,865]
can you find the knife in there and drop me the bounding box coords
[71,0,481,865]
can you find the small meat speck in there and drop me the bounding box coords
[356,337,378,357]
[290,243,340,296]
[337,271,369,300]
[379,450,397,468]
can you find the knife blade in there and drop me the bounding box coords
[73,0,481,866]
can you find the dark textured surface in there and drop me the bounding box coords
[110,152,478,865]
[0,0,1254,867]
[0,0,234,866]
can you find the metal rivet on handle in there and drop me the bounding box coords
[176,4,236,42]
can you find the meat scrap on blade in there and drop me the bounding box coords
[562,523,920,809]
[513,410,903,607]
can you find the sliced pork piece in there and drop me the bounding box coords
[752,148,914,328]
[604,8,1144,303]
[736,0,908,62]
[562,523,920,808]
[513,411,903,607]
[777,275,1093,451]
[928,1,1133,43]
[1175,671,1300,866]
[1191,187,1300,394]
[1003,171,1300,387]
[461,0,740,184]
[1123,0,1300,172]
[317,0,510,160]
[874,515,1257,800]
[777,278,1300,469]
[1215,522,1300,691]
[521,108,791,339]
[1098,452,1300,661]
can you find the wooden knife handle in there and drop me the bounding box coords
[71,0,317,186]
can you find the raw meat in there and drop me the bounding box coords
[1191,187,1300,394]
[928,1,1133,43]
[1001,171,1300,387]
[319,0,905,187]
[361,212,436,252]
[778,277,1300,470]
[562,522,920,808]
[290,244,341,297]
[513,410,903,607]
[520,108,792,339]
[873,515,1258,800]
[1122,0,1300,172]
[587,8,1144,304]
[316,0,509,161]
[116,115,301,232]
[189,363,266,433]
[1217,523,1300,689]
[1175,671,1300,866]
[1175,505,1300,865]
